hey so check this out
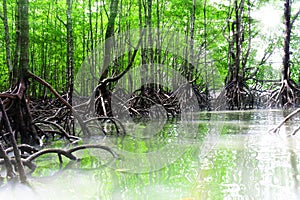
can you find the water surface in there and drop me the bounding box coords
[1,109,300,200]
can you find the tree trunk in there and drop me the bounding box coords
[100,0,119,81]
[96,0,119,116]
[282,0,291,82]
[6,0,32,183]
[281,0,292,106]
[66,0,75,104]
[1,0,13,86]
[18,0,30,79]
[187,0,196,82]
[274,0,300,107]
[223,0,252,110]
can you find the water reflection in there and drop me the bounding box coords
[1,110,300,199]
[194,111,300,199]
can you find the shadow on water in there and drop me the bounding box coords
[1,109,300,199]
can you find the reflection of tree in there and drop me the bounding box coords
[289,149,300,198]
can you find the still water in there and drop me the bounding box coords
[1,109,300,200]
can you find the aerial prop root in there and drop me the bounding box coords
[0,144,118,174]
[270,79,300,107]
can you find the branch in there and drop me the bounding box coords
[27,71,90,135]
[56,15,67,28]
[5,144,39,155]
[0,143,15,178]
[67,144,118,159]
[0,144,118,174]
[292,126,300,135]
[84,116,126,135]
[0,93,17,99]
[34,120,80,142]
[271,108,300,133]
[103,0,109,18]
[291,8,300,27]
[102,29,144,85]
[0,99,27,183]
[25,148,77,162]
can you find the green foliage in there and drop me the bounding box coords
[0,0,298,97]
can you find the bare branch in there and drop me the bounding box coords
[0,99,27,183]
[67,144,118,159]
[102,29,145,84]
[26,148,77,162]
[56,15,67,27]
[271,108,300,133]
[291,8,300,27]
[28,71,89,135]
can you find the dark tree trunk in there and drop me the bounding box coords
[223,0,253,110]
[1,0,13,86]
[188,0,196,81]
[6,0,32,183]
[275,0,300,107]
[100,0,119,81]
[96,0,119,116]
[19,0,29,78]
[282,0,291,82]
[66,0,75,104]
[281,0,292,107]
